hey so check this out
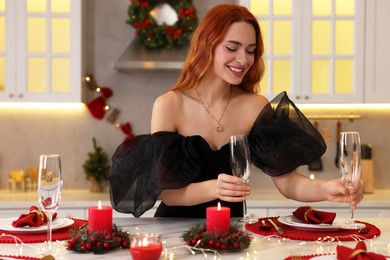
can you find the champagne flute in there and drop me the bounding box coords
[230,135,256,224]
[38,154,62,252]
[338,132,365,229]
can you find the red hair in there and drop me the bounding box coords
[171,4,265,93]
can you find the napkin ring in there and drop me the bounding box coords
[30,209,45,221]
[304,207,314,223]
[350,249,367,258]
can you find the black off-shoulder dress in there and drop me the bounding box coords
[109,92,326,218]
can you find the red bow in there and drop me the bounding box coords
[134,19,150,33]
[179,7,196,19]
[166,27,183,41]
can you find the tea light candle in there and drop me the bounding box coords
[88,200,113,234]
[206,202,230,235]
[130,233,162,260]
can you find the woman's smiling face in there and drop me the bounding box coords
[212,21,257,85]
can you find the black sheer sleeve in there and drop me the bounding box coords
[248,92,326,177]
[109,132,210,217]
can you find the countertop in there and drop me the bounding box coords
[1,189,390,209]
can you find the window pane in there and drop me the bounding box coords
[273,0,291,16]
[312,20,331,55]
[52,58,70,93]
[312,0,331,16]
[51,18,70,53]
[260,60,269,93]
[28,58,46,92]
[312,60,330,94]
[335,20,354,55]
[27,0,46,13]
[0,57,4,91]
[336,0,354,16]
[251,0,268,16]
[51,0,71,13]
[0,0,5,12]
[27,18,46,52]
[0,17,4,51]
[259,20,269,55]
[273,60,291,93]
[335,59,353,94]
[273,20,291,55]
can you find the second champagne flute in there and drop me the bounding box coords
[339,132,365,230]
[38,154,63,252]
[230,135,256,224]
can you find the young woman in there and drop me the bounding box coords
[109,4,363,218]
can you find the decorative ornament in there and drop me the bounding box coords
[181,223,251,251]
[67,223,130,254]
[127,0,198,49]
[83,74,136,141]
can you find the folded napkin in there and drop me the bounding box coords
[12,206,57,227]
[337,241,387,260]
[292,206,336,224]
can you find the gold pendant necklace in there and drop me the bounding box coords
[195,86,232,132]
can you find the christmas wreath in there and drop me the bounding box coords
[181,223,252,251]
[67,224,130,254]
[127,0,198,49]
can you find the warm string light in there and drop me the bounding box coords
[83,74,135,140]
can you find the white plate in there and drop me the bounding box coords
[278,215,342,232]
[0,217,74,234]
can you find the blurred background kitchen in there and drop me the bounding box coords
[1,0,389,193]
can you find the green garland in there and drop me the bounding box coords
[181,223,252,251]
[127,0,198,49]
[67,224,130,254]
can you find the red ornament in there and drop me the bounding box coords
[86,97,106,119]
[99,87,113,98]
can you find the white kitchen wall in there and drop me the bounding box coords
[1,0,390,191]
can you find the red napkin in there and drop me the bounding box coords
[12,206,57,227]
[292,206,336,224]
[337,241,387,260]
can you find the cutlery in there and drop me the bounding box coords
[358,226,371,234]
[259,219,272,231]
[268,219,285,234]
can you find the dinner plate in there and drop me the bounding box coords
[278,215,342,232]
[0,217,74,234]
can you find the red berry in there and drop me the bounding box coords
[81,245,86,251]
[234,242,239,248]
[191,239,197,245]
[194,233,201,239]
[67,242,73,250]
[208,240,214,246]
[221,244,227,250]
[86,243,92,249]
[215,242,221,248]
[122,241,128,247]
[103,242,110,248]
[245,235,251,241]
[90,237,97,243]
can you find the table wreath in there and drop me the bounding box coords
[127,0,198,48]
[181,223,252,251]
[67,223,130,254]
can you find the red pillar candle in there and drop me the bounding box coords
[206,202,230,235]
[130,233,162,260]
[88,200,113,234]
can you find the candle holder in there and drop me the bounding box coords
[130,233,162,260]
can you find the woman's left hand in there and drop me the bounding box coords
[324,178,364,210]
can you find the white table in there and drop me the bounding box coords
[1,218,389,259]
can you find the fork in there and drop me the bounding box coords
[290,252,302,260]
[358,226,371,234]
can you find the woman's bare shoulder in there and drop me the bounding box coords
[153,90,183,112]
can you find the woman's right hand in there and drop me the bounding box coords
[215,173,251,202]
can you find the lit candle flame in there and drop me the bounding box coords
[142,237,149,247]
[98,200,102,209]
[217,202,221,211]
[310,174,315,180]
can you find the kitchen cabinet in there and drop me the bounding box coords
[364,0,390,103]
[0,0,82,102]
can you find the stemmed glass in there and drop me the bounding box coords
[338,132,365,229]
[38,154,62,252]
[230,135,256,224]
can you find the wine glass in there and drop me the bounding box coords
[230,135,256,224]
[338,132,365,230]
[38,154,62,252]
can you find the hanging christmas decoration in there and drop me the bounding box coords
[83,74,135,141]
[127,0,198,49]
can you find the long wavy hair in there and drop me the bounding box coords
[171,4,265,93]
